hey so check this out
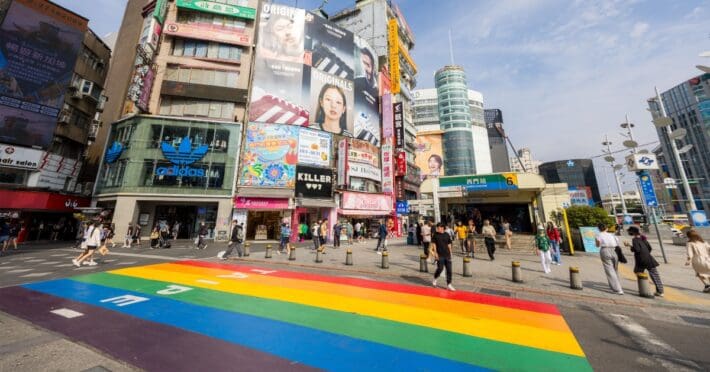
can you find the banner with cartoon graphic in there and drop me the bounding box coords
[239,123,298,188]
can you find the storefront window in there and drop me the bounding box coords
[101,160,127,188]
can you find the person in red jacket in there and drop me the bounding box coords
[546,221,562,265]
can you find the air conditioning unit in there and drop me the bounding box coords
[96,95,107,112]
[71,90,83,99]
[58,113,71,124]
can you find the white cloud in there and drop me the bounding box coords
[630,22,649,38]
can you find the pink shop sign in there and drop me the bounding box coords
[341,192,391,212]
[234,197,290,210]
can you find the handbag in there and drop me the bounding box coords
[615,246,628,264]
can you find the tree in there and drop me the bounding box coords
[565,205,614,229]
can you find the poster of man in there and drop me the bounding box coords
[304,12,354,80]
[353,35,380,146]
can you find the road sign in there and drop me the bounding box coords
[638,170,658,207]
[395,200,409,215]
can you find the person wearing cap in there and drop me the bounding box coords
[624,226,664,297]
[535,226,552,274]
[595,223,624,295]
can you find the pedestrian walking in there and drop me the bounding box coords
[172,221,180,241]
[123,224,134,248]
[5,220,20,251]
[298,222,307,242]
[481,219,497,260]
[595,223,624,295]
[72,221,101,267]
[375,220,388,253]
[0,219,10,255]
[105,223,116,248]
[416,222,422,248]
[345,221,353,245]
[50,222,61,241]
[333,221,342,249]
[454,221,468,254]
[535,227,552,274]
[221,221,244,260]
[319,219,328,252]
[150,227,160,248]
[195,222,208,249]
[501,218,512,250]
[546,222,562,265]
[133,224,142,247]
[625,226,663,297]
[74,221,86,248]
[421,220,432,258]
[466,219,476,258]
[354,221,362,242]
[432,223,455,291]
[279,222,291,254]
[685,229,710,293]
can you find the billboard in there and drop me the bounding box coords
[249,3,380,142]
[0,0,87,149]
[387,19,400,94]
[295,165,333,199]
[415,132,444,179]
[393,102,404,149]
[239,123,298,188]
[0,142,43,170]
[297,128,331,168]
[568,187,593,206]
[347,138,380,183]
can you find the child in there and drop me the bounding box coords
[535,228,552,274]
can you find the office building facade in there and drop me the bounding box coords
[647,73,710,212]
[484,109,511,173]
[510,147,541,174]
[538,159,602,206]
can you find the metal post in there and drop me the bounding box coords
[650,207,668,264]
[655,87,696,212]
[433,179,441,224]
[562,208,575,255]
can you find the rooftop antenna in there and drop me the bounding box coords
[448,28,455,64]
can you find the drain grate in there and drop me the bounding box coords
[680,316,710,327]
[479,288,511,297]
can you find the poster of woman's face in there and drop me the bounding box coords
[309,68,354,136]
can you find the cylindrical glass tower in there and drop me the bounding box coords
[435,65,476,175]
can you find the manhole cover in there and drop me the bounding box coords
[479,288,511,297]
[680,316,710,327]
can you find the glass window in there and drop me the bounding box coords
[178,68,191,82]
[218,44,230,60]
[229,46,241,60]
[221,102,234,119]
[226,71,238,87]
[195,41,208,57]
[209,102,222,118]
[149,125,163,148]
[172,39,184,56]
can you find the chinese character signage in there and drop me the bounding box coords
[393,102,404,149]
[387,19,400,94]
[176,0,256,20]
[638,171,658,207]
[297,128,331,168]
[439,173,519,191]
[396,200,409,215]
[395,150,407,176]
[0,0,87,149]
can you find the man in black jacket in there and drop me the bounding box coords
[221,221,244,260]
[432,223,455,291]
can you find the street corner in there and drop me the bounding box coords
[0,260,593,371]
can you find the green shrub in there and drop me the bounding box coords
[565,205,614,229]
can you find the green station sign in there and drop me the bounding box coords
[176,0,256,20]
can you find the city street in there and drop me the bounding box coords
[0,238,708,371]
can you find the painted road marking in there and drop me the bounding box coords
[50,308,84,319]
[20,272,52,278]
[0,262,593,371]
[608,313,701,371]
[7,269,32,274]
[0,266,18,270]
[50,254,69,257]
[618,264,710,306]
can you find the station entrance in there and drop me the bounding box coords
[445,203,534,233]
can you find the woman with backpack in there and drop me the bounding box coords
[625,226,664,297]
[685,229,710,293]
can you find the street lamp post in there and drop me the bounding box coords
[602,135,628,218]
[652,87,697,212]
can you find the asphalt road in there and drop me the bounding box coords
[1,243,708,371]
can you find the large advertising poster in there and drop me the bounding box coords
[347,138,381,183]
[239,123,298,188]
[250,3,381,143]
[295,165,333,198]
[0,0,87,149]
[415,133,444,180]
[298,128,331,168]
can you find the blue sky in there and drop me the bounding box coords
[57,0,710,193]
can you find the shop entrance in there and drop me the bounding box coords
[154,204,217,239]
[247,210,282,240]
[446,203,533,233]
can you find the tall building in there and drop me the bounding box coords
[332,0,421,205]
[429,65,492,176]
[484,109,511,173]
[538,159,602,206]
[647,73,710,213]
[509,148,541,174]
[0,0,109,240]
[93,0,257,240]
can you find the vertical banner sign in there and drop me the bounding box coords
[337,139,347,187]
[382,93,394,139]
[638,171,658,207]
[393,102,404,149]
[0,0,87,149]
[387,19,400,94]
[381,139,394,194]
[395,150,407,176]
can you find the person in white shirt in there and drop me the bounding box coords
[595,223,624,295]
[73,221,102,267]
[421,221,432,258]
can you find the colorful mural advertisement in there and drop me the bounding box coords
[415,132,444,180]
[249,3,380,143]
[0,0,87,149]
[239,123,298,188]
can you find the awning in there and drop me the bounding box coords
[0,190,90,212]
[297,199,336,208]
[338,209,391,216]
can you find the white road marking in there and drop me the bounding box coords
[20,272,51,278]
[25,259,46,263]
[117,261,138,265]
[196,279,219,285]
[50,254,69,257]
[608,313,701,371]
[58,249,178,261]
[39,261,59,265]
[6,269,32,273]
[50,308,84,318]
[0,266,18,270]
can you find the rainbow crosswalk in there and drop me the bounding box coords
[0,261,592,371]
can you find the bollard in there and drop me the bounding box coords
[289,247,296,261]
[636,273,654,298]
[512,261,523,283]
[265,244,272,259]
[381,251,389,269]
[244,242,250,257]
[463,257,472,277]
[345,249,353,265]
[315,248,323,263]
[419,254,428,272]
[569,267,583,290]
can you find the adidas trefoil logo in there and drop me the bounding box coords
[156,136,209,177]
[104,141,123,164]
